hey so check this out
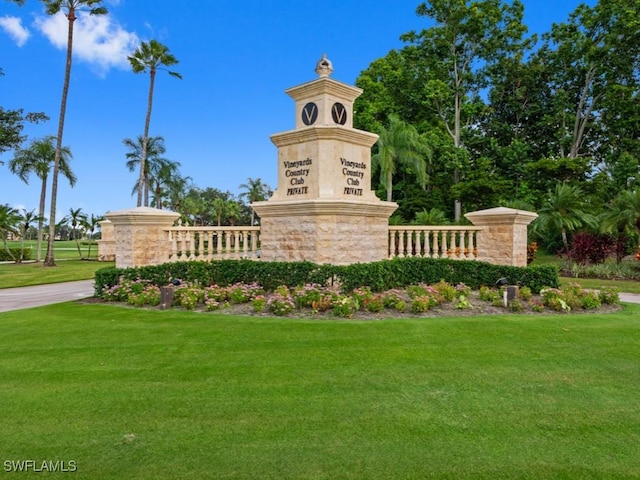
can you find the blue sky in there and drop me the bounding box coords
[1,0,593,221]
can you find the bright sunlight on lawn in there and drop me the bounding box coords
[1,302,639,479]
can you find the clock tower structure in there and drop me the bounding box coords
[252,55,397,265]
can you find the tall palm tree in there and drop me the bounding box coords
[238,177,271,225]
[8,136,75,262]
[123,135,170,206]
[0,204,21,262]
[18,208,40,262]
[226,200,241,226]
[599,189,640,263]
[128,40,182,207]
[166,174,192,213]
[372,114,432,202]
[211,198,226,227]
[64,207,87,258]
[81,213,104,258]
[533,182,598,253]
[41,0,108,267]
[149,157,181,209]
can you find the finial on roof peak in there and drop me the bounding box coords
[315,53,333,78]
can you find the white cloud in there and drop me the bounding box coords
[0,15,30,47]
[34,11,139,75]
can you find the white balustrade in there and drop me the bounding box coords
[388,226,481,260]
[166,223,261,262]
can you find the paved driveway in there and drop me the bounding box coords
[0,280,95,313]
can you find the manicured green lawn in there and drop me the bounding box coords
[5,239,100,260]
[0,259,113,289]
[1,302,639,479]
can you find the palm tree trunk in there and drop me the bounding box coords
[561,227,569,253]
[45,8,76,267]
[37,175,47,262]
[139,67,156,207]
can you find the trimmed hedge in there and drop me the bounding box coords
[0,248,32,262]
[94,258,559,296]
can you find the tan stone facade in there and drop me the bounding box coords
[253,56,397,265]
[255,200,396,264]
[465,207,538,267]
[96,220,115,262]
[105,207,179,269]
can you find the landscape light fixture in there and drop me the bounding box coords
[495,277,508,287]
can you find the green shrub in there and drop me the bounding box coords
[362,294,385,313]
[507,299,525,312]
[598,287,620,305]
[267,287,295,316]
[519,286,532,301]
[411,296,434,313]
[332,295,359,318]
[0,248,32,262]
[581,291,602,310]
[455,295,473,309]
[94,257,559,297]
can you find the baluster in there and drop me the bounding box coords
[462,230,469,259]
[251,230,258,258]
[182,231,190,260]
[221,231,228,259]
[193,232,202,260]
[240,231,247,257]
[397,229,405,258]
[169,230,177,261]
[233,231,241,258]
[431,230,436,258]
[202,230,211,260]
[388,230,395,258]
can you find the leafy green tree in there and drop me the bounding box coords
[372,114,431,202]
[128,40,182,207]
[8,136,75,262]
[538,0,640,162]
[401,0,530,220]
[238,177,271,225]
[40,0,107,267]
[599,189,640,263]
[412,208,449,225]
[0,204,21,261]
[532,183,598,253]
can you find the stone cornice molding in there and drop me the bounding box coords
[252,199,397,217]
[271,126,378,148]
[285,77,362,103]
[106,206,180,225]
[465,207,538,226]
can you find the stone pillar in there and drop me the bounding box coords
[256,200,397,264]
[252,55,397,265]
[97,219,115,262]
[465,207,538,267]
[105,207,180,269]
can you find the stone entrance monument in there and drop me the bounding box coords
[252,55,397,265]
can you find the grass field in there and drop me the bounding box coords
[1,302,639,479]
[1,240,112,289]
[0,259,112,289]
[5,240,100,260]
